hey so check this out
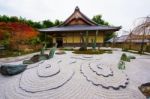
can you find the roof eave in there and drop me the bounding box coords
[39,28,120,33]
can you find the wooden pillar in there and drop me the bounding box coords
[86,31,89,47]
[66,34,67,46]
[95,30,98,48]
[80,32,82,43]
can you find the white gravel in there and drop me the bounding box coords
[0,50,149,99]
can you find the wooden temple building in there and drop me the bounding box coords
[39,7,121,47]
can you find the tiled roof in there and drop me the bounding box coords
[39,7,121,33]
[39,25,121,32]
[60,6,98,26]
[107,35,150,43]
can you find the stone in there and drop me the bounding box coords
[118,60,125,70]
[0,64,27,75]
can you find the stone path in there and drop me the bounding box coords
[0,51,147,99]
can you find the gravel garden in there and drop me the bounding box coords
[0,48,149,99]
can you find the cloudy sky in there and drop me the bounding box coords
[0,0,150,35]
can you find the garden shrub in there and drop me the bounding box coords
[121,53,130,62]
[118,53,136,70]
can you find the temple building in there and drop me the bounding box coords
[39,7,121,47]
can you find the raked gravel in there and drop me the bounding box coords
[0,50,149,99]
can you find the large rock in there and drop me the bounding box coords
[23,54,48,64]
[0,64,27,76]
[139,82,150,98]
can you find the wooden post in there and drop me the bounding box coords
[95,30,98,49]
[66,34,67,46]
[86,31,89,47]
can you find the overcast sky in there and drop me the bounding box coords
[0,0,150,35]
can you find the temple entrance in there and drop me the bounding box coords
[56,38,63,47]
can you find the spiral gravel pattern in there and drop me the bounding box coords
[0,51,145,99]
[89,61,113,77]
[80,61,129,90]
[19,59,75,93]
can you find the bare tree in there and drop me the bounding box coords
[126,16,150,54]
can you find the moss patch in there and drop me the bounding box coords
[72,49,112,54]
[59,48,75,51]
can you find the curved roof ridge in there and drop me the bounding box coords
[59,6,98,26]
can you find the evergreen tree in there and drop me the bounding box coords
[92,15,115,41]
[43,20,53,28]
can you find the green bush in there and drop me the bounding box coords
[121,53,130,62]
[118,53,136,70]
[28,37,41,45]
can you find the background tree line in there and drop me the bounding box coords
[0,15,63,29]
[0,14,115,48]
[1,14,115,41]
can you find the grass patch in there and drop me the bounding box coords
[72,49,112,54]
[59,47,75,51]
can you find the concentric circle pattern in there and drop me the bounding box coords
[0,52,145,99]
[37,60,60,77]
[80,61,129,90]
[19,59,75,93]
[89,61,113,77]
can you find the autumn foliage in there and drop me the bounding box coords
[0,22,39,50]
